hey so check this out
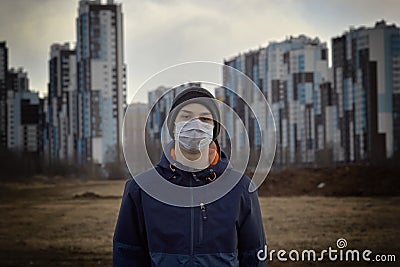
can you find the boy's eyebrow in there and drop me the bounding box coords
[180,109,193,114]
[180,109,212,116]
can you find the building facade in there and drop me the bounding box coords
[0,42,8,149]
[224,35,330,167]
[48,43,78,163]
[123,103,150,174]
[332,20,400,163]
[76,0,127,166]
[6,68,44,155]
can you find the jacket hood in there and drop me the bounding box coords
[155,140,231,187]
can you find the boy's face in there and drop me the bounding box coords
[174,103,214,127]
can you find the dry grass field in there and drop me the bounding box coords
[0,178,399,267]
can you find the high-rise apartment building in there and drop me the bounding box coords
[224,35,330,166]
[332,20,400,162]
[48,43,77,162]
[76,0,127,166]
[6,68,44,154]
[123,103,150,174]
[0,42,8,149]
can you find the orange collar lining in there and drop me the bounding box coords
[170,142,219,166]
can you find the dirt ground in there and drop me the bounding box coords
[0,178,399,267]
[257,165,400,197]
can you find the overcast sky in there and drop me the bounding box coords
[0,0,399,102]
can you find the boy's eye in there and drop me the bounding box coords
[200,117,213,123]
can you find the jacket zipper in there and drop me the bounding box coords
[199,202,207,245]
[190,174,195,267]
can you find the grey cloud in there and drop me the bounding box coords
[1,0,399,101]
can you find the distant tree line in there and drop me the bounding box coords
[0,148,129,181]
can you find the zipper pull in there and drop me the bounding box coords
[200,202,207,220]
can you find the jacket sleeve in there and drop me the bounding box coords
[237,181,267,267]
[113,178,151,267]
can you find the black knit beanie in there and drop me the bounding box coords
[167,86,221,141]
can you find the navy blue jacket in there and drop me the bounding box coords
[113,146,267,266]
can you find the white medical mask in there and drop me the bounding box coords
[174,119,214,152]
